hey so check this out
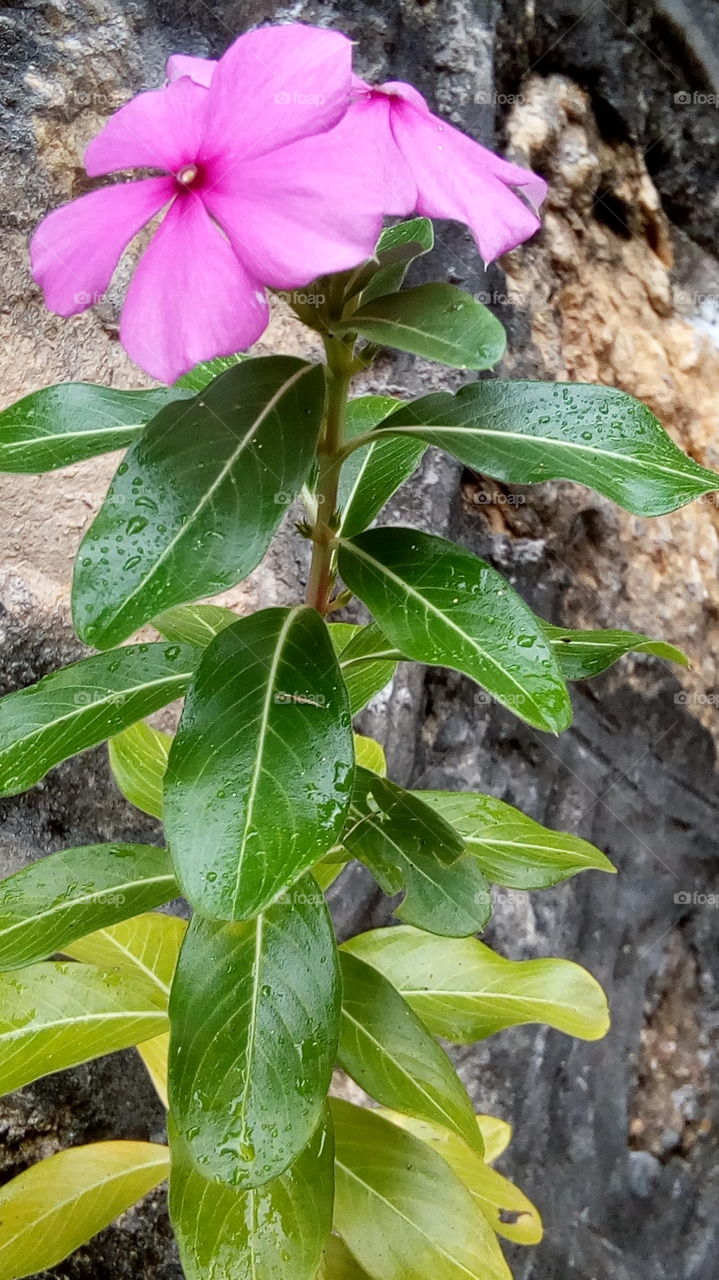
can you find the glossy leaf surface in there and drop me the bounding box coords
[0,642,197,797]
[165,607,354,920]
[343,769,490,936]
[168,884,340,1188]
[338,529,571,733]
[0,843,176,969]
[338,284,506,371]
[73,357,324,648]
[169,1113,333,1280]
[374,381,719,515]
[0,383,186,473]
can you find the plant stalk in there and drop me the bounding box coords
[306,334,353,613]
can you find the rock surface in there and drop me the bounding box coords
[1,1,718,1277]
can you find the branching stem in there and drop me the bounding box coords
[306,333,354,613]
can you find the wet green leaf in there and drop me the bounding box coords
[73,358,325,648]
[0,843,176,969]
[337,284,506,370]
[338,529,572,734]
[165,608,354,920]
[330,623,401,714]
[0,642,197,797]
[168,883,340,1188]
[0,383,187,473]
[343,769,490,936]
[169,1112,333,1280]
[338,396,425,539]
[373,381,719,515]
[543,622,689,680]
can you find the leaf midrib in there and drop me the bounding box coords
[103,363,312,625]
[372,423,709,486]
[341,540,554,727]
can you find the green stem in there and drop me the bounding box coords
[306,334,354,614]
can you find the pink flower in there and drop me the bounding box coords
[30,25,386,383]
[350,79,547,263]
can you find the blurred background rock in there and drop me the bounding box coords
[1,2,717,1277]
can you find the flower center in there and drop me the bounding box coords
[175,163,201,190]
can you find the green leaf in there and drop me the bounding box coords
[339,952,483,1154]
[343,769,491,937]
[0,961,166,1093]
[417,790,615,888]
[165,608,354,920]
[352,734,387,776]
[153,602,238,647]
[319,1234,373,1279]
[72,357,325,648]
[330,623,402,714]
[168,882,340,1189]
[0,383,188,474]
[331,1099,512,1280]
[338,529,572,734]
[0,642,198,797]
[109,722,171,819]
[65,913,185,1110]
[175,352,246,392]
[337,284,506,371]
[338,397,425,539]
[544,621,689,681]
[358,218,435,304]
[0,843,176,970]
[169,1112,333,1280]
[378,1111,542,1246]
[373,381,719,516]
[344,926,610,1043]
[0,1140,169,1280]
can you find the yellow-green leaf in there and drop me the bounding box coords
[0,1140,169,1279]
[353,734,387,776]
[379,1110,543,1245]
[0,962,167,1094]
[109,722,171,820]
[343,926,610,1042]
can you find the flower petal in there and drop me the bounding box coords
[85,76,209,177]
[120,193,269,383]
[166,54,217,87]
[201,24,353,164]
[345,93,417,216]
[30,177,174,317]
[390,96,546,261]
[203,113,389,289]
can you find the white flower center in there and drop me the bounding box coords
[176,164,199,187]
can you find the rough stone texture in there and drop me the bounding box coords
[1,1,718,1278]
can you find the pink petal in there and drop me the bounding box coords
[390,96,546,261]
[344,93,417,216]
[166,54,217,87]
[203,112,390,289]
[201,24,353,164]
[30,177,174,317]
[120,193,269,383]
[85,76,209,177]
